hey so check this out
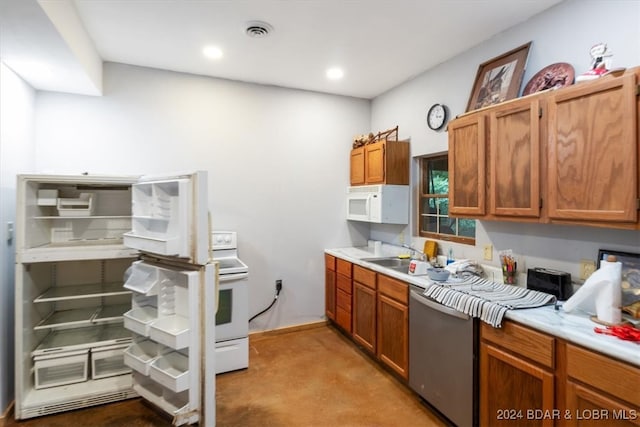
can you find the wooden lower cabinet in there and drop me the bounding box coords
[481,321,640,427]
[325,254,336,321]
[566,381,640,427]
[480,342,555,427]
[564,343,640,427]
[325,257,408,380]
[377,274,409,380]
[352,265,377,353]
[480,321,556,427]
[334,258,353,334]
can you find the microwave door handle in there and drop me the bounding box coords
[366,194,373,215]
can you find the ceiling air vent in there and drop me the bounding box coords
[244,21,273,38]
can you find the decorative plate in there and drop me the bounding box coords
[522,62,575,96]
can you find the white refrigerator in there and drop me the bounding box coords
[14,171,216,426]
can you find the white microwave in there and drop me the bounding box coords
[346,184,409,224]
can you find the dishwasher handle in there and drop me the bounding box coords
[410,289,471,320]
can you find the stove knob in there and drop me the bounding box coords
[224,235,232,243]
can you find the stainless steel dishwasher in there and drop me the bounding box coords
[409,284,478,427]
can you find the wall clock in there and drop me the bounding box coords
[427,103,448,131]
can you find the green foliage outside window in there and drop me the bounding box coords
[420,156,475,244]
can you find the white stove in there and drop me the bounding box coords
[211,231,249,374]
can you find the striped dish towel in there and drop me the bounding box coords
[422,275,556,327]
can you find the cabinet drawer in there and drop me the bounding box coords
[378,274,407,305]
[336,307,352,332]
[325,254,336,271]
[337,273,352,294]
[353,265,376,289]
[481,321,554,369]
[336,259,352,278]
[566,343,640,407]
[337,289,352,312]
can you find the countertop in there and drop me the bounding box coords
[326,246,640,367]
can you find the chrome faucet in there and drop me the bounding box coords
[375,240,427,261]
[402,243,427,261]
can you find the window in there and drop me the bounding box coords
[419,155,476,244]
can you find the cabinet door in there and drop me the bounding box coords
[490,98,541,217]
[377,294,408,379]
[365,142,385,184]
[547,73,638,222]
[336,288,352,333]
[352,282,376,353]
[350,147,366,185]
[448,113,486,216]
[325,268,336,321]
[566,381,640,427]
[480,343,554,427]
[336,271,352,333]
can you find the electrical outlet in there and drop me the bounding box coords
[580,259,596,280]
[483,244,493,261]
[398,232,405,245]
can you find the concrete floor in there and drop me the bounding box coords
[3,324,447,427]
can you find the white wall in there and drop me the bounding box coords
[0,63,36,413]
[370,0,640,281]
[34,62,371,331]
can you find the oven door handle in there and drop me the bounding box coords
[410,289,470,320]
[218,272,249,283]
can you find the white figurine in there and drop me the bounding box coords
[576,43,613,82]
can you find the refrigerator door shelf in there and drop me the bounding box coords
[123,231,184,261]
[149,315,190,350]
[132,373,194,426]
[124,261,160,296]
[123,306,158,336]
[149,351,190,393]
[124,339,159,376]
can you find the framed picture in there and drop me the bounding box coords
[466,42,532,112]
[597,249,640,306]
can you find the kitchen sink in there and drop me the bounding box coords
[362,257,411,273]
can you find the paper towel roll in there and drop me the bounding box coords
[563,260,622,324]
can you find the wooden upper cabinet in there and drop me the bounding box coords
[350,140,409,185]
[448,67,640,229]
[490,98,542,217]
[547,72,638,223]
[448,113,486,216]
[365,143,385,183]
[350,147,365,185]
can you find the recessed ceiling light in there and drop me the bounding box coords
[326,67,344,80]
[203,46,223,60]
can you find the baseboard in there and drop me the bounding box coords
[1,400,14,421]
[249,319,327,341]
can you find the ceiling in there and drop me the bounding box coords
[1,0,564,99]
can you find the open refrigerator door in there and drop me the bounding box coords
[122,171,216,426]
